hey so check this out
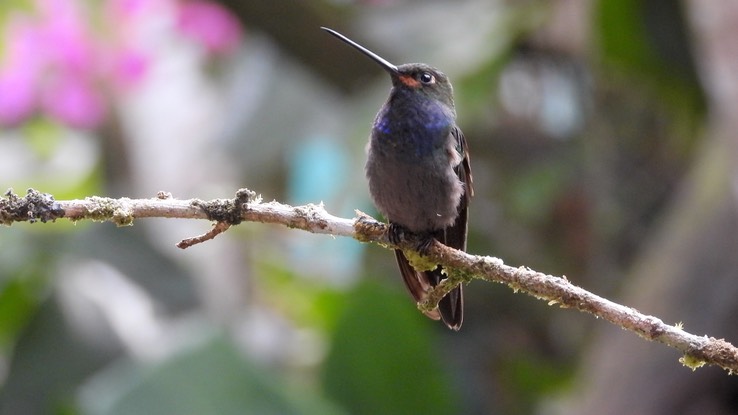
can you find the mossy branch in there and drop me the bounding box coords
[2,188,738,373]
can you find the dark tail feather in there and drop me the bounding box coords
[428,266,463,330]
[395,250,440,320]
[395,248,463,329]
[438,283,463,330]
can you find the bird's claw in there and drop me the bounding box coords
[387,223,404,245]
[416,236,435,256]
[388,223,436,256]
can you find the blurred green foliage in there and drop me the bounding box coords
[596,0,704,150]
[255,261,347,331]
[88,338,346,415]
[0,262,47,352]
[322,280,458,415]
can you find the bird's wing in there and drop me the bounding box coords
[445,126,472,250]
[432,126,472,329]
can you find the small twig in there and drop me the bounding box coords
[2,187,738,373]
[176,221,231,249]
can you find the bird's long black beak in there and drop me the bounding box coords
[321,27,399,75]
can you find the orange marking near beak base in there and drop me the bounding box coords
[399,74,420,88]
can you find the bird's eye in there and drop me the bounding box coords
[418,72,435,84]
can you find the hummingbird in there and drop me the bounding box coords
[322,27,473,330]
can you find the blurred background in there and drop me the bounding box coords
[1,0,737,414]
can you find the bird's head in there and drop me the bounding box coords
[322,27,455,108]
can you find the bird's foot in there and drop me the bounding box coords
[388,223,436,256]
[415,235,435,256]
[387,223,405,245]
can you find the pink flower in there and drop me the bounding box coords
[111,48,151,89]
[0,0,242,129]
[109,0,150,19]
[0,68,37,126]
[0,18,43,125]
[37,0,97,75]
[41,74,107,129]
[176,0,242,54]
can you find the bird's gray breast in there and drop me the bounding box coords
[366,105,464,232]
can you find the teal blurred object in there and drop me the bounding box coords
[286,135,364,284]
[287,135,348,204]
